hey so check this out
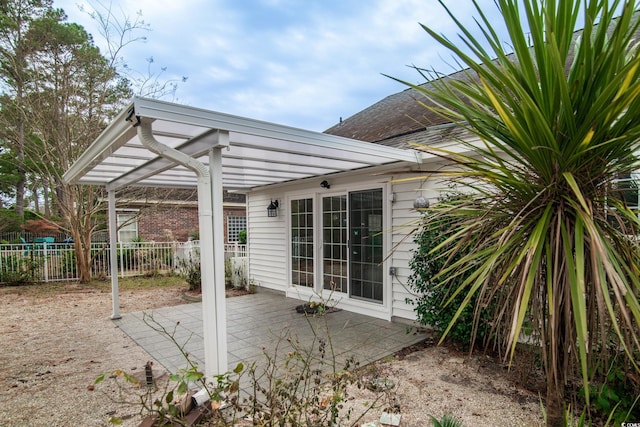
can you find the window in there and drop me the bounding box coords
[614,173,640,213]
[116,211,138,242]
[291,198,314,287]
[227,216,247,242]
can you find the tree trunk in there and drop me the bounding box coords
[15,176,25,217]
[545,294,568,427]
[15,109,25,218]
[546,377,565,426]
[15,64,26,218]
[32,185,40,213]
[72,235,92,283]
[43,185,50,217]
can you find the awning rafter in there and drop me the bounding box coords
[64,96,422,191]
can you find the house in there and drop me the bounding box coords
[60,66,515,379]
[241,79,471,323]
[111,188,246,243]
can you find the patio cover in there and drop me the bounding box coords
[63,96,422,376]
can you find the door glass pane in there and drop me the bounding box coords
[349,189,383,302]
[291,198,313,287]
[322,195,347,292]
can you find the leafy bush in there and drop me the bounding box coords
[0,254,38,285]
[429,412,464,427]
[407,193,491,347]
[238,229,247,244]
[579,355,640,425]
[177,252,201,292]
[0,208,22,233]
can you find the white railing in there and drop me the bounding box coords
[0,241,247,285]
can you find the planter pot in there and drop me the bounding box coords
[181,291,202,302]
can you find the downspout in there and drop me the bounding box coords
[136,118,228,376]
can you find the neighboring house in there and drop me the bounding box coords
[112,189,246,243]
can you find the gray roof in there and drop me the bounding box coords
[324,68,475,148]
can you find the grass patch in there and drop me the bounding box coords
[91,275,185,291]
[0,274,186,298]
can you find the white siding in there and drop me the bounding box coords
[388,179,429,321]
[246,163,446,321]
[246,192,288,292]
[386,164,452,321]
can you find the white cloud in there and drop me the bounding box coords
[53,0,503,130]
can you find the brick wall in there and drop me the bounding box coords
[138,206,199,242]
[137,205,246,242]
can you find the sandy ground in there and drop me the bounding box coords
[0,282,544,426]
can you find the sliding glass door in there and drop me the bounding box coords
[349,189,383,302]
[318,189,384,303]
[291,198,314,287]
[322,195,347,292]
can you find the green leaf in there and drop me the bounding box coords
[177,382,187,395]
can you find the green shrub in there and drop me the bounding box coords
[579,355,640,425]
[238,229,247,244]
[0,255,38,285]
[177,249,201,292]
[429,412,464,427]
[407,193,491,347]
[0,208,22,233]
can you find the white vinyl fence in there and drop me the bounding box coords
[0,241,247,285]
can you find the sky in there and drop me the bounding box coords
[52,0,504,132]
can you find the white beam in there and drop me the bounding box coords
[210,133,228,374]
[63,104,136,185]
[132,97,419,163]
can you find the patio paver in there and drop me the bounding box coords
[113,289,426,377]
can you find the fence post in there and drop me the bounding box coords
[42,242,49,282]
[119,242,124,278]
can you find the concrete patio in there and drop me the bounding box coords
[113,289,427,376]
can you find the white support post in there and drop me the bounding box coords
[210,137,228,374]
[108,190,121,320]
[136,121,228,377]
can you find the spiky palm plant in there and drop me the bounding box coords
[397,0,640,424]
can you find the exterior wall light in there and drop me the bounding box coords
[320,180,331,189]
[413,196,430,210]
[267,199,279,217]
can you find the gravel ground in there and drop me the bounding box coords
[0,282,544,426]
